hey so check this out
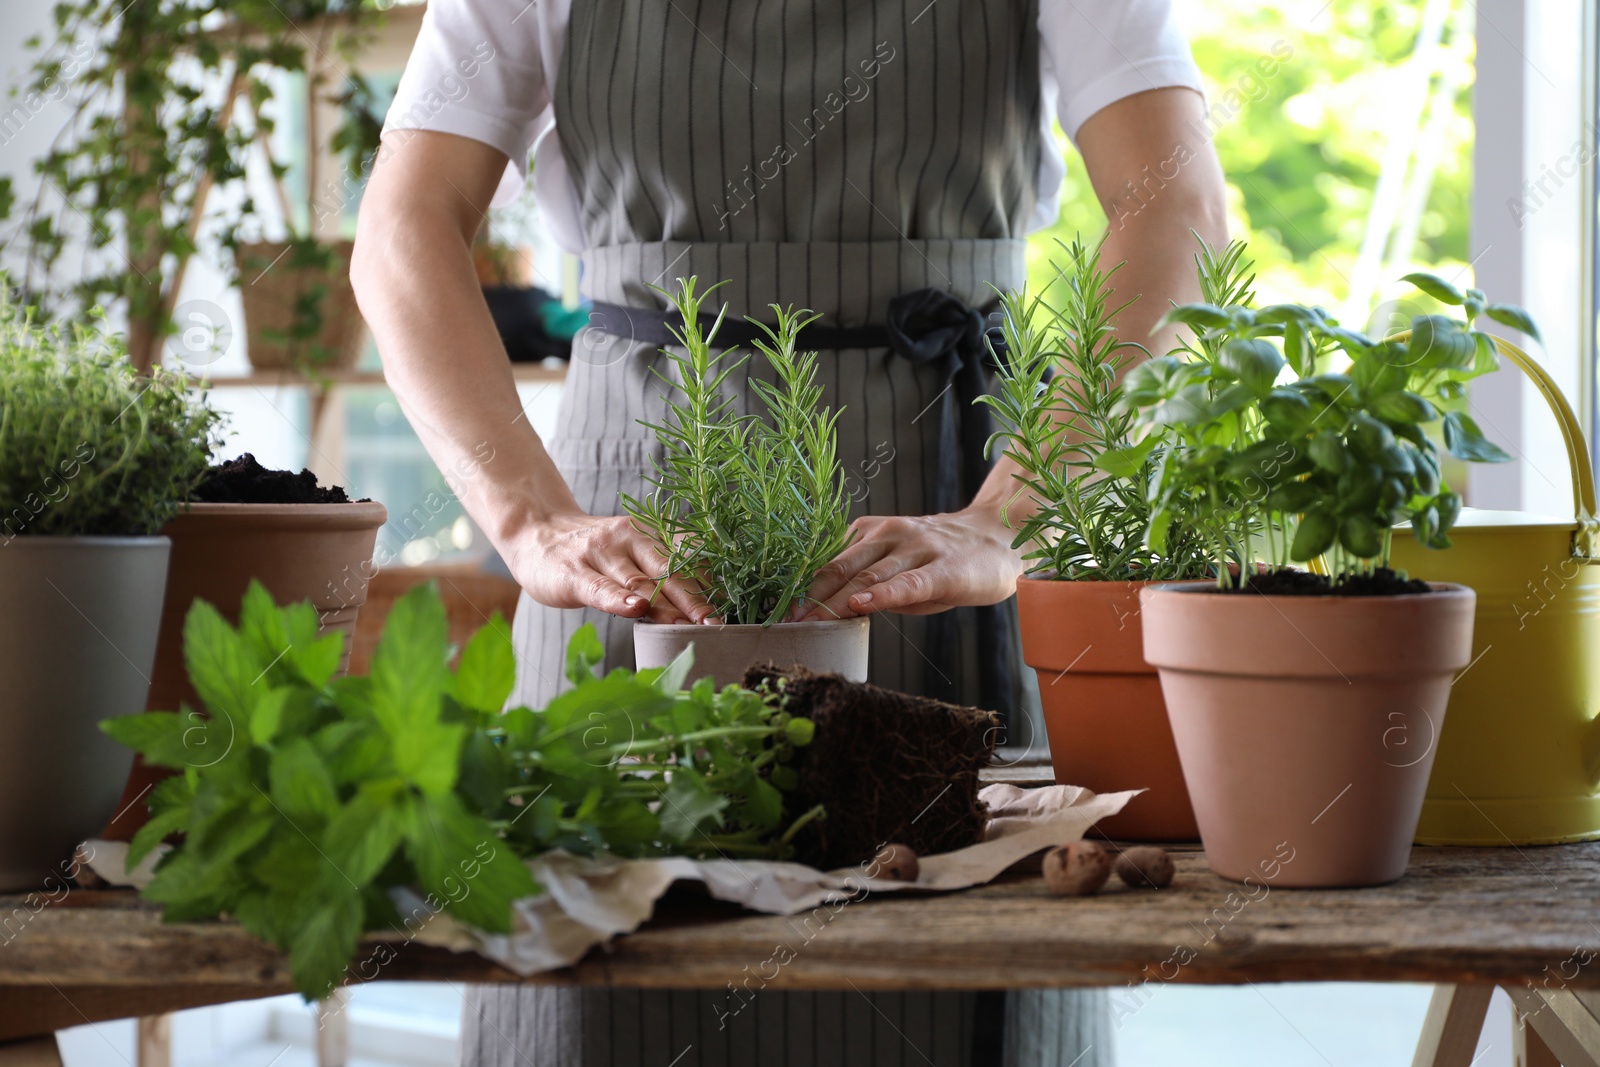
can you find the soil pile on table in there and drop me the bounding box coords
[745,665,1000,871]
[192,453,361,504]
[1222,567,1431,597]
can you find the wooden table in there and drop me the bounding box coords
[4,766,1599,1064]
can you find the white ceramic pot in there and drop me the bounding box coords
[633,616,871,688]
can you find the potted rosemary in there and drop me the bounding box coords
[1122,244,1528,887]
[0,292,219,889]
[626,279,862,687]
[982,236,1213,840]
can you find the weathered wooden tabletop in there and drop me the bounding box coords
[2,755,1597,1041]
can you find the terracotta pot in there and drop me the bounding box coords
[1142,581,1476,888]
[1016,577,1198,841]
[634,616,871,689]
[236,239,365,372]
[103,501,388,840]
[0,537,168,890]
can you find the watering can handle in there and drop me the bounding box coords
[1486,336,1600,541]
[1395,330,1600,559]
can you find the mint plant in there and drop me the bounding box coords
[0,289,221,537]
[103,582,819,1000]
[1111,241,1524,587]
[980,236,1211,581]
[623,278,853,624]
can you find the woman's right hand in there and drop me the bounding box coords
[507,510,715,624]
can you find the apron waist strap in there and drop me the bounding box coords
[588,288,1008,363]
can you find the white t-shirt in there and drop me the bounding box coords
[384,0,1203,253]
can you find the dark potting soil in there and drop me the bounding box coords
[745,664,1000,870]
[191,453,364,504]
[1222,566,1432,597]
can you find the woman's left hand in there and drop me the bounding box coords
[796,508,1026,620]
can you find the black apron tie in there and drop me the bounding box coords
[586,288,1021,732]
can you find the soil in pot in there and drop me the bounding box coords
[1218,567,1431,597]
[102,458,386,842]
[1016,577,1198,841]
[1142,580,1476,888]
[192,453,364,504]
[745,665,999,870]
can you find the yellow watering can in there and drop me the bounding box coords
[1389,336,1600,845]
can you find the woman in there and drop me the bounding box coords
[353,0,1226,1062]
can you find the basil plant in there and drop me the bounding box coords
[1105,242,1532,588]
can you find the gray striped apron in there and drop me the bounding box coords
[472,0,1109,1062]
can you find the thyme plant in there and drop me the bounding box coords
[1112,241,1526,588]
[0,289,222,538]
[624,279,853,625]
[981,236,1210,581]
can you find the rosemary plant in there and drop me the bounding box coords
[623,278,854,625]
[980,236,1211,581]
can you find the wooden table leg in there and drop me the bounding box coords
[1413,984,1495,1066]
[1506,985,1600,1067]
[316,989,350,1067]
[1515,1013,1563,1067]
[137,1015,171,1067]
[0,1038,62,1067]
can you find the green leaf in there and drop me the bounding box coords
[1436,490,1463,532]
[1092,437,1158,479]
[325,782,409,885]
[1263,481,1319,514]
[101,712,193,769]
[1408,316,1476,371]
[127,806,189,869]
[1340,514,1383,558]
[1401,272,1465,305]
[269,739,339,824]
[1348,414,1396,459]
[184,598,264,725]
[1483,304,1542,344]
[405,792,539,933]
[1442,412,1513,463]
[1412,505,1440,547]
[453,611,516,717]
[659,770,729,845]
[1290,511,1337,561]
[564,623,606,687]
[1156,302,1230,332]
[1219,338,1286,395]
[1370,391,1438,425]
[369,584,460,794]
[1260,389,1315,435]
[287,883,364,1000]
[1308,431,1348,474]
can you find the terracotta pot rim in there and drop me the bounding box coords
[0,534,171,548]
[636,616,870,635]
[167,500,389,527]
[1017,574,1168,588]
[1145,579,1473,600]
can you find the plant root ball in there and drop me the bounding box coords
[1043,841,1111,897]
[871,843,920,882]
[1114,846,1175,889]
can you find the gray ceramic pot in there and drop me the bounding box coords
[0,537,170,891]
[634,616,871,689]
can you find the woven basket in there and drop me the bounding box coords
[236,239,366,372]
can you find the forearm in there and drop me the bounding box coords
[352,156,582,562]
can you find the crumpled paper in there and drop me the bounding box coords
[85,783,1133,977]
